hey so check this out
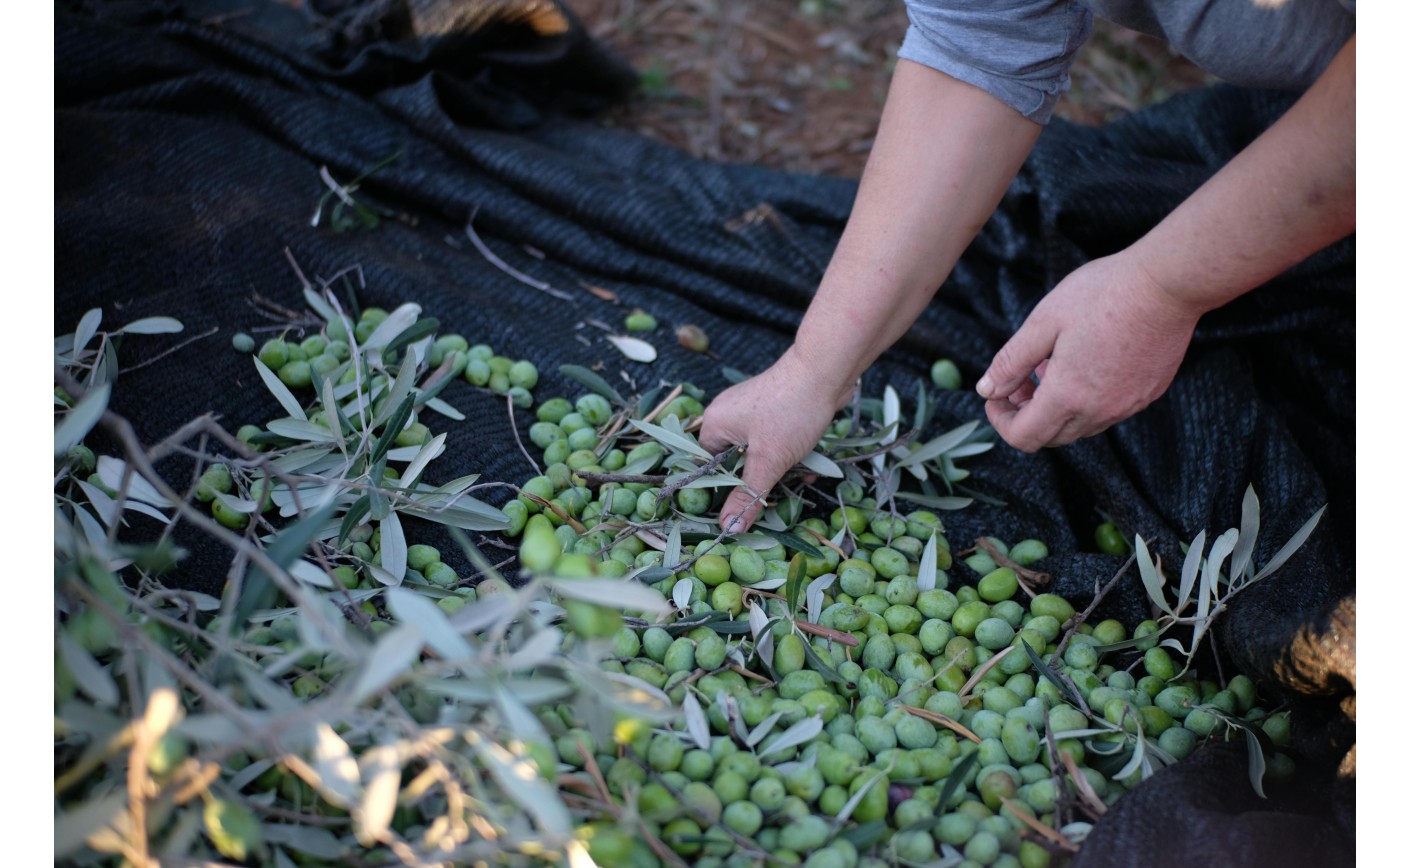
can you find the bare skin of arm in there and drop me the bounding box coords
[698,59,1041,531]
[978,35,1355,450]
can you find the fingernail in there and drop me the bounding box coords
[723,514,742,534]
[976,374,993,397]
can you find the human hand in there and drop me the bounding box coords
[975,253,1205,451]
[698,350,848,533]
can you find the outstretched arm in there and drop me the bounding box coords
[698,59,1041,531]
[977,35,1356,451]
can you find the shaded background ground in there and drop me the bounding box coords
[569,0,1212,177]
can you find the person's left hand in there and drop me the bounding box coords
[975,252,1204,451]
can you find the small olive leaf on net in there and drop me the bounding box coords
[297,591,349,650]
[253,357,308,421]
[893,419,983,469]
[361,303,420,352]
[96,456,172,509]
[266,418,338,443]
[1023,641,1083,708]
[1243,725,1270,798]
[1134,535,1174,616]
[682,692,711,751]
[558,364,626,404]
[805,572,835,624]
[382,317,439,360]
[54,382,110,457]
[505,627,563,672]
[495,682,552,747]
[714,690,748,744]
[355,740,405,847]
[546,577,672,615]
[234,500,340,628]
[371,387,416,457]
[56,631,119,708]
[893,491,972,511]
[1251,503,1326,582]
[71,307,103,357]
[1230,484,1261,582]
[386,586,473,661]
[1112,721,1148,783]
[672,578,693,612]
[400,433,447,488]
[833,760,892,823]
[423,395,465,421]
[785,553,808,616]
[917,530,940,591]
[748,603,774,669]
[116,316,183,335]
[605,334,658,363]
[798,635,846,686]
[664,522,684,568]
[467,730,573,838]
[54,790,129,860]
[227,757,279,794]
[284,559,335,591]
[367,512,407,587]
[745,710,784,748]
[237,662,300,711]
[799,450,844,478]
[629,418,712,460]
[1176,529,1207,614]
[75,480,122,528]
[448,594,518,636]
[309,723,360,808]
[262,825,343,861]
[938,751,979,814]
[344,623,424,705]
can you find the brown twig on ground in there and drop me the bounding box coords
[654,445,741,505]
[1049,552,1139,665]
[506,393,542,476]
[464,210,574,301]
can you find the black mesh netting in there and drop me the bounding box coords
[56,1,1354,864]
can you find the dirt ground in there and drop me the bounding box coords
[568,0,1211,177]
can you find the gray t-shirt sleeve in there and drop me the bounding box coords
[898,0,1094,124]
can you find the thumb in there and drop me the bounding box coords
[718,445,796,534]
[977,315,1057,400]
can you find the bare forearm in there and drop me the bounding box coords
[1130,35,1355,314]
[785,60,1041,406]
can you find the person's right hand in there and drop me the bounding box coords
[698,350,847,533]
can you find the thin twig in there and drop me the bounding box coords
[1050,552,1139,664]
[975,536,1051,594]
[464,210,574,301]
[655,446,740,504]
[283,247,312,291]
[125,326,220,374]
[506,393,541,476]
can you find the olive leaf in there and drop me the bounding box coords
[917,530,940,591]
[558,364,625,405]
[254,357,308,421]
[55,382,110,456]
[606,334,658,363]
[682,693,711,751]
[116,316,184,335]
[311,723,361,807]
[757,713,823,759]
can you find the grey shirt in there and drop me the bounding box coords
[898,0,1356,123]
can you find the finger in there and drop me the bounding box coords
[986,387,1071,453]
[718,445,796,534]
[697,408,741,455]
[977,318,1057,401]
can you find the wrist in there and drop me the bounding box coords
[777,341,861,413]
